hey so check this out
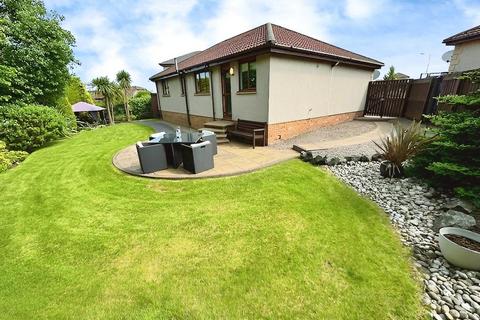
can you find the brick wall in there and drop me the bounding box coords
[161,110,213,129]
[267,110,363,144]
[163,109,362,143]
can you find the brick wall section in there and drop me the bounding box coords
[161,111,213,129]
[267,110,363,144]
[163,109,363,143]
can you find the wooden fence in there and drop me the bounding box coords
[364,72,478,119]
[403,77,442,120]
[363,79,411,117]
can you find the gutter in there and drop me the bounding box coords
[209,67,216,120]
[181,73,192,127]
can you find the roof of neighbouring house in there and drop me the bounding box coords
[394,72,410,79]
[150,23,383,81]
[72,102,105,113]
[443,25,480,45]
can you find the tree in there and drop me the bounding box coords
[129,91,152,119]
[0,0,76,105]
[66,76,94,105]
[408,69,480,207]
[91,77,119,124]
[116,70,132,121]
[383,66,398,80]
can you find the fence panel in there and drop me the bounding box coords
[364,71,478,118]
[402,78,445,120]
[363,79,411,117]
[437,73,479,112]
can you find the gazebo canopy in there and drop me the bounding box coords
[72,102,105,113]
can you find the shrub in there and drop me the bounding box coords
[374,121,436,178]
[0,104,68,152]
[407,111,480,207]
[129,92,152,119]
[55,96,77,130]
[0,141,28,173]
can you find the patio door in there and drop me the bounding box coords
[221,64,232,119]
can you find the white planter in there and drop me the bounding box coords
[439,227,480,271]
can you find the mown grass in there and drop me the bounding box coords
[0,123,423,319]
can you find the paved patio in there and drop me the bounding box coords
[113,117,401,179]
[275,119,393,152]
[113,141,297,179]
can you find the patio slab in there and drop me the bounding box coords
[113,142,297,179]
[280,120,393,152]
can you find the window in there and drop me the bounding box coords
[195,71,210,94]
[180,77,185,96]
[161,80,169,96]
[239,60,256,91]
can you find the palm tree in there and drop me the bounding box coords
[383,66,398,80]
[116,70,132,121]
[91,76,119,124]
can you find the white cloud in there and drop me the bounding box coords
[203,0,334,43]
[344,0,385,20]
[42,0,474,90]
[47,0,339,90]
[60,6,132,84]
[453,0,480,25]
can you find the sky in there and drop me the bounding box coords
[43,0,480,91]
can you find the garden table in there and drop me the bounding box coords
[148,132,203,168]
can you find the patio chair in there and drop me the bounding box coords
[149,131,166,141]
[180,141,214,174]
[136,142,168,173]
[201,130,217,155]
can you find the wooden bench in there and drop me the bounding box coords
[228,119,267,148]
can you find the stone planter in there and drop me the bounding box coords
[439,227,480,271]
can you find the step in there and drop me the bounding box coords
[199,127,227,134]
[217,138,230,144]
[203,120,235,129]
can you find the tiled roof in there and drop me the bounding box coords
[150,23,383,80]
[443,25,480,45]
[159,51,201,67]
[271,24,381,65]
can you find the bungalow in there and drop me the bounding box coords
[150,23,383,144]
[443,24,480,73]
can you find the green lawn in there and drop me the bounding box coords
[0,123,423,319]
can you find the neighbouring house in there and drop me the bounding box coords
[149,23,383,144]
[394,72,410,80]
[443,24,480,73]
[88,85,149,103]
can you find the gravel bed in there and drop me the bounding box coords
[328,161,480,320]
[301,141,379,158]
[271,120,377,150]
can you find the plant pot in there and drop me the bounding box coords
[438,227,480,271]
[379,160,404,178]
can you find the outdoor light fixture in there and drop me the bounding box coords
[229,67,234,75]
